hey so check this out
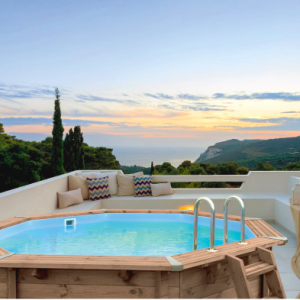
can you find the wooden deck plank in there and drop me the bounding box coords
[18,269,156,287]
[17,283,156,298]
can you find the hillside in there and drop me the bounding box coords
[195,136,300,168]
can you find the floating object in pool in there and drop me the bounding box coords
[178,205,194,211]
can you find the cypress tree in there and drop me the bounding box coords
[73,125,85,170]
[51,88,65,176]
[64,128,75,172]
[150,161,154,175]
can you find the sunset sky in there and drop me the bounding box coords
[1,0,300,148]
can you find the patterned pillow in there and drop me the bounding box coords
[133,175,153,197]
[86,176,111,201]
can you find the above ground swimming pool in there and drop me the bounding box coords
[0,213,255,256]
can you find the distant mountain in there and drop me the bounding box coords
[195,136,300,168]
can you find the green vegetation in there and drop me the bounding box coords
[51,88,65,176]
[196,137,300,168]
[64,126,85,172]
[0,129,120,192]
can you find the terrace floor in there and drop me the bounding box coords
[266,221,299,298]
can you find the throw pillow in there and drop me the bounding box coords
[133,175,153,197]
[57,188,84,209]
[68,174,95,200]
[78,171,119,196]
[87,176,111,201]
[150,182,173,197]
[116,172,143,196]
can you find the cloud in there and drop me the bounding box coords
[1,117,128,127]
[177,94,206,100]
[281,111,300,114]
[144,93,160,99]
[213,92,300,101]
[239,117,290,123]
[236,117,300,131]
[180,105,226,111]
[0,83,56,99]
[157,93,173,99]
[76,94,138,105]
[159,103,226,112]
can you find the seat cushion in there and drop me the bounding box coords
[57,188,84,209]
[116,172,143,196]
[68,174,95,200]
[150,182,173,197]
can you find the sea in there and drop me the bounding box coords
[112,147,206,168]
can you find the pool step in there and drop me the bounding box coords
[245,261,275,280]
[226,247,286,299]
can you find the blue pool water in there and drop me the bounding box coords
[0,214,255,256]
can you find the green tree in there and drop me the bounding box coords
[64,128,75,172]
[190,166,207,175]
[51,88,65,176]
[255,162,275,171]
[0,123,4,134]
[84,145,120,170]
[150,162,154,175]
[237,167,249,174]
[286,162,300,171]
[73,125,85,170]
[0,143,43,192]
[206,164,218,175]
[178,160,192,169]
[217,162,239,174]
[202,182,227,188]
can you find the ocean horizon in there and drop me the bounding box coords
[112,147,206,168]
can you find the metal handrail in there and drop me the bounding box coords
[193,197,217,252]
[223,195,247,245]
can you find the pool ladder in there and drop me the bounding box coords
[193,195,247,252]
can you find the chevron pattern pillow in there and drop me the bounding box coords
[133,175,153,197]
[86,176,111,201]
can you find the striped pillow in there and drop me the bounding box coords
[87,176,111,201]
[133,175,153,197]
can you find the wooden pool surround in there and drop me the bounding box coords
[0,209,286,298]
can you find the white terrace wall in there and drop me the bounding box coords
[0,171,76,221]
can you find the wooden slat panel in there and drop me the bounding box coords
[0,269,7,283]
[168,272,179,287]
[169,287,179,298]
[160,272,169,298]
[18,269,156,287]
[0,282,7,298]
[204,278,261,298]
[7,268,16,299]
[17,283,156,298]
